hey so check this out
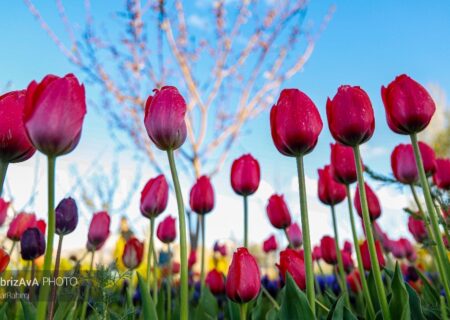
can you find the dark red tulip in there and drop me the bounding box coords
[122,237,144,269]
[277,248,306,290]
[157,215,176,244]
[347,270,362,293]
[360,240,385,271]
[205,269,225,295]
[20,227,45,260]
[312,245,322,261]
[391,144,418,184]
[87,211,110,251]
[318,165,346,206]
[0,90,35,163]
[342,251,354,273]
[226,248,261,303]
[172,262,180,274]
[263,235,278,253]
[188,250,197,269]
[24,74,86,156]
[330,143,359,184]
[343,240,352,255]
[189,176,214,215]
[408,216,427,243]
[140,175,169,219]
[230,154,261,196]
[144,86,187,151]
[433,158,450,190]
[381,74,435,134]
[0,198,9,227]
[399,238,415,262]
[55,197,78,235]
[326,85,375,146]
[320,236,337,265]
[36,219,46,235]
[270,89,323,157]
[7,212,37,241]
[213,241,227,256]
[287,223,303,248]
[354,183,381,221]
[0,248,10,273]
[266,194,292,229]
[390,239,407,259]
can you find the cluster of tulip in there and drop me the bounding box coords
[0,72,449,320]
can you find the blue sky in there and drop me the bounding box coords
[1,1,449,253]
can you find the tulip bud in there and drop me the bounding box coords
[354,183,381,221]
[330,143,359,185]
[205,269,225,295]
[270,89,323,157]
[343,241,352,255]
[263,235,278,253]
[55,197,78,236]
[390,239,407,259]
[342,251,354,273]
[0,248,10,273]
[408,215,428,243]
[20,227,46,260]
[391,144,419,184]
[230,154,261,196]
[157,215,176,244]
[213,241,227,256]
[0,90,35,163]
[381,74,435,134]
[320,236,337,265]
[276,248,306,290]
[433,158,450,190]
[318,165,346,206]
[326,85,375,147]
[266,194,292,229]
[312,245,322,261]
[7,212,37,241]
[347,270,362,293]
[399,238,415,262]
[0,198,10,227]
[144,86,187,151]
[189,176,214,215]
[286,223,303,248]
[226,248,261,303]
[360,240,385,271]
[188,250,197,269]
[87,211,110,251]
[24,74,87,156]
[140,175,169,219]
[122,237,144,269]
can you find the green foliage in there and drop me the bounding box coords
[388,264,410,320]
[279,273,314,320]
[137,272,158,320]
[326,296,357,320]
[194,287,218,320]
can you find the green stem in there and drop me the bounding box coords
[49,234,64,320]
[80,251,95,320]
[29,260,36,302]
[441,295,449,320]
[149,217,158,305]
[200,215,206,288]
[0,161,8,196]
[146,219,153,284]
[243,195,248,248]
[434,202,450,255]
[127,269,135,314]
[240,303,248,320]
[261,286,280,310]
[8,241,16,256]
[37,156,56,320]
[410,133,450,293]
[283,228,292,248]
[167,149,188,320]
[167,244,172,320]
[330,205,350,308]
[345,185,375,319]
[353,146,391,320]
[295,156,315,314]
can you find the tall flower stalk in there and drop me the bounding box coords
[0,162,7,196]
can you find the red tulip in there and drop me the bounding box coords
[390,239,407,259]
[354,183,381,220]
[433,158,450,190]
[140,175,169,219]
[418,142,437,176]
[277,248,306,290]
[36,219,46,235]
[230,154,261,196]
[391,144,419,184]
[7,212,37,241]
[172,262,180,274]
[144,86,187,151]
[270,89,323,157]
[188,249,197,269]
[330,143,359,185]
[343,240,352,255]
[318,165,346,206]
[157,215,176,244]
[347,270,362,293]
[205,269,225,295]
[190,176,214,215]
[0,248,10,273]
[226,248,261,303]
[87,211,110,251]
[286,223,303,248]
[312,245,322,261]
[0,90,35,163]
[360,240,385,271]
[263,235,278,253]
[0,198,9,227]
[122,237,144,269]
[408,216,427,243]
[24,74,86,156]
[320,236,337,265]
[399,238,415,262]
[381,74,435,134]
[342,251,354,273]
[326,85,375,147]
[266,194,292,229]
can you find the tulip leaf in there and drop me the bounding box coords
[137,272,158,320]
[53,300,76,320]
[20,299,36,319]
[156,286,166,320]
[279,272,314,320]
[405,281,426,320]
[0,302,8,320]
[416,269,439,306]
[367,271,380,313]
[388,263,410,320]
[251,292,273,320]
[194,287,218,320]
[326,295,357,320]
[265,308,279,320]
[226,299,240,320]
